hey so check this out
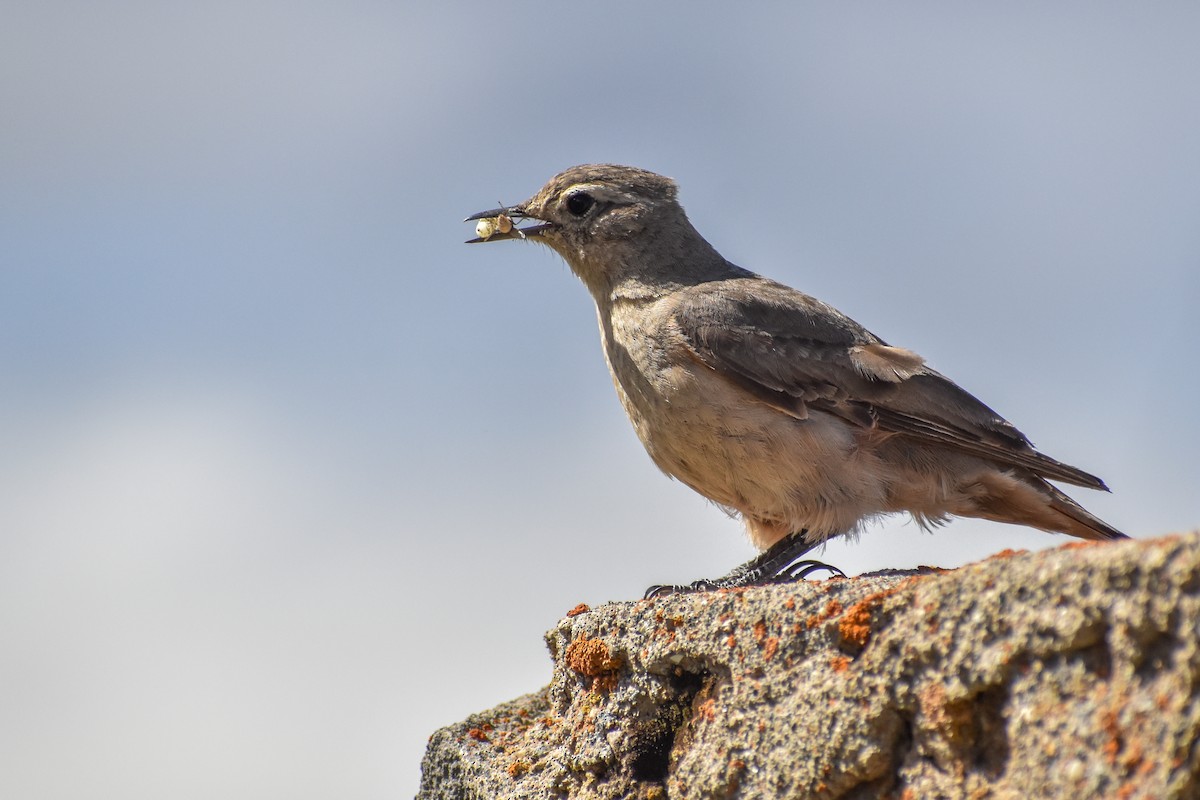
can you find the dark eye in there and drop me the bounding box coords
[566,191,595,217]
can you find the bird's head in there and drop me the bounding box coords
[467,164,718,297]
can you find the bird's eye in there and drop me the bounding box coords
[566,191,595,217]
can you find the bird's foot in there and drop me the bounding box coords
[643,531,844,599]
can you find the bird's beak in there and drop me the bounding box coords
[464,204,555,244]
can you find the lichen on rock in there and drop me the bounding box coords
[417,532,1200,800]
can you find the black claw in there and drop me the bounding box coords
[776,559,845,582]
[642,530,844,597]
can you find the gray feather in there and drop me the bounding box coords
[675,272,1110,492]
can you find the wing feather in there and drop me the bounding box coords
[674,275,1109,491]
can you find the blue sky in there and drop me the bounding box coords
[2,3,1198,798]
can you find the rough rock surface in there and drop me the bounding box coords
[417,533,1200,799]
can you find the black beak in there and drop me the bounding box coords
[464,205,555,243]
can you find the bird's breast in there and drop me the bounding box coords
[596,297,869,520]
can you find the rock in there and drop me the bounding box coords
[416,533,1200,799]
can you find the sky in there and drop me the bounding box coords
[2,3,1198,798]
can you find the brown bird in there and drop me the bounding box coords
[467,165,1126,594]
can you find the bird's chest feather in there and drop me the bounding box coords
[597,298,852,502]
[599,299,694,436]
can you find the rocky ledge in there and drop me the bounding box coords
[418,533,1200,799]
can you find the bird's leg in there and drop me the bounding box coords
[643,530,844,598]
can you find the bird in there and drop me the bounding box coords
[466,164,1126,594]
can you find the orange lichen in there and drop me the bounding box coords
[1060,540,1104,551]
[988,548,1028,560]
[806,599,843,629]
[565,603,591,617]
[838,599,876,648]
[837,578,926,649]
[1101,708,1122,765]
[564,635,623,690]
[830,655,851,673]
[467,728,489,742]
[763,637,779,661]
[507,760,530,778]
[564,636,621,676]
[753,620,768,642]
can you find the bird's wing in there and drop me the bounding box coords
[673,276,1108,490]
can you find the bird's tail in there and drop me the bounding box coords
[1042,481,1127,541]
[966,471,1127,542]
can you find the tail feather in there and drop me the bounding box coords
[966,470,1127,542]
[1044,482,1127,541]
[1027,451,1111,493]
